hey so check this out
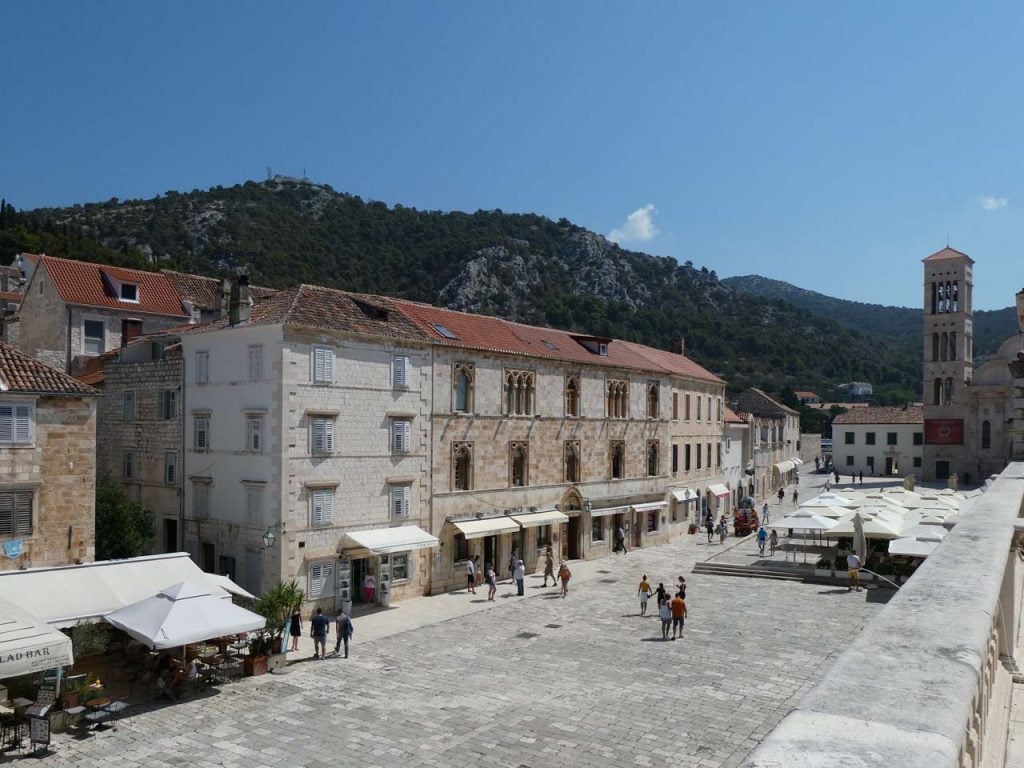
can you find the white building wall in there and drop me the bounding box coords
[834,422,923,478]
[722,423,748,509]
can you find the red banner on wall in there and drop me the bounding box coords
[924,419,964,445]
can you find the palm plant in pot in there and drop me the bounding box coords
[247,580,305,675]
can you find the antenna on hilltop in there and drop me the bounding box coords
[266,166,273,181]
[303,166,307,180]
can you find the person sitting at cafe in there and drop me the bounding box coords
[169,658,199,694]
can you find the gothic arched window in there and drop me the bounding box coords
[453,363,474,413]
[943,377,954,403]
[940,333,948,362]
[610,441,625,479]
[564,440,580,483]
[646,441,660,476]
[510,441,529,487]
[933,378,943,405]
[981,420,991,450]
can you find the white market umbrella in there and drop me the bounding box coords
[853,512,868,563]
[898,524,948,541]
[829,512,904,540]
[888,529,945,557]
[0,599,74,680]
[815,493,853,507]
[771,510,836,563]
[104,581,265,650]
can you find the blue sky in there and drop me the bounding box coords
[3,2,1023,310]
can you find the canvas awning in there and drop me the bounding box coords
[0,599,73,680]
[589,505,628,518]
[0,553,235,628]
[204,573,256,600]
[707,484,731,498]
[342,525,438,555]
[511,509,570,528]
[451,516,520,539]
[774,461,796,473]
[671,489,697,503]
[792,458,804,466]
[631,502,667,514]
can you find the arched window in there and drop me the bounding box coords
[945,281,953,312]
[504,370,535,416]
[940,332,948,361]
[646,383,659,419]
[646,441,659,476]
[930,282,937,314]
[610,441,625,479]
[931,333,939,361]
[453,363,474,413]
[937,282,945,313]
[981,420,991,450]
[944,377,954,403]
[933,378,943,405]
[952,281,959,312]
[949,331,956,361]
[510,441,529,486]
[565,374,580,417]
[564,440,580,483]
[453,442,473,491]
[607,380,628,418]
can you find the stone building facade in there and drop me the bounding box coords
[0,341,98,570]
[832,406,924,479]
[731,388,802,500]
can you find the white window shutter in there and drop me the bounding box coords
[14,492,31,535]
[324,420,334,452]
[402,485,411,515]
[324,348,334,382]
[0,406,12,442]
[394,355,409,388]
[14,405,31,442]
[323,489,333,523]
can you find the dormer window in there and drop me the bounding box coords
[119,283,139,302]
[599,343,608,356]
[571,334,612,356]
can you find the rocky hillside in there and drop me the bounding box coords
[0,179,921,400]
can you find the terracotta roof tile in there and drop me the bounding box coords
[732,388,799,417]
[922,246,974,264]
[0,341,97,395]
[38,255,189,318]
[724,406,747,424]
[0,291,21,303]
[794,390,818,398]
[832,406,923,425]
[161,270,277,312]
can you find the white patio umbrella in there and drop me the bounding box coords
[897,524,948,541]
[888,529,945,557]
[816,493,853,507]
[852,512,868,564]
[104,581,266,650]
[829,512,904,540]
[771,510,836,563]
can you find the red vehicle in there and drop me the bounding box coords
[733,508,760,537]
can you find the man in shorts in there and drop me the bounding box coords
[670,592,687,640]
[847,552,862,592]
[466,556,477,594]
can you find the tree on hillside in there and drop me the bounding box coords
[95,475,155,561]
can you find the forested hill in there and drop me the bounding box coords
[0,178,919,400]
[722,274,1017,359]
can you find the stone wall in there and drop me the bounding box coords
[0,394,97,570]
[15,266,68,370]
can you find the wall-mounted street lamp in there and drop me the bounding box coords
[262,527,276,549]
[584,499,593,514]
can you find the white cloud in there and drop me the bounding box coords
[979,195,1008,211]
[608,204,660,244]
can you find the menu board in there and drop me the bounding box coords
[29,716,50,747]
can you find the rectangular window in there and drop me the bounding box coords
[717,398,723,422]
[310,488,334,526]
[716,443,722,468]
[672,444,679,474]
[164,452,177,484]
[194,415,210,450]
[195,351,209,384]
[913,432,924,446]
[591,517,604,541]
[844,432,855,445]
[866,432,876,446]
[685,444,691,471]
[647,511,658,532]
[123,390,136,421]
[696,397,702,421]
[0,490,33,536]
[311,417,334,454]
[308,562,334,599]
[696,444,702,469]
[218,555,236,578]
[192,481,210,519]
[706,443,711,468]
[246,415,264,453]
[160,390,178,420]
[245,486,263,524]
[684,394,691,420]
[390,484,411,517]
[887,432,898,446]
[83,319,105,355]
[706,396,711,421]
[393,355,410,388]
[866,456,875,469]
[913,456,922,467]
[119,283,138,302]
[0,403,33,444]
[122,449,135,480]
[312,345,334,384]
[248,345,263,381]
[392,419,412,453]
[452,533,469,563]
[536,525,550,548]
[391,553,410,581]
[845,455,854,466]
[672,393,678,420]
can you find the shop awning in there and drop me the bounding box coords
[671,489,697,503]
[792,458,804,466]
[0,599,73,680]
[707,483,731,498]
[589,505,628,518]
[511,509,570,528]
[774,460,796,474]
[343,525,438,555]
[452,516,521,539]
[631,501,667,514]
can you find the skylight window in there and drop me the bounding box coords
[432,323,458,339]
[542,340,559,350]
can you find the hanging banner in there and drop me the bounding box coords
[3,540,22,559]
[924,419,964,445]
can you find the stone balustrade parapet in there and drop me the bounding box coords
[743,462,1024,768]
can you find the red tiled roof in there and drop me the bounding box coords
[922,246,974,264]
[724,406,747,424]
[37,255,189,318]
[161,270,278,312]
[0,291,21,303]
[0,341,98,395]
[794,390,818,398]
[391,299,723,383]
[832,406,923,425]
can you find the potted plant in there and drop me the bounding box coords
[249,580,305,674]
[813,557,834,579]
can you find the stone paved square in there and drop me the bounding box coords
[42,529,886,768]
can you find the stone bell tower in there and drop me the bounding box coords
[922,247,974,481]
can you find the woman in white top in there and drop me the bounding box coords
[363,573,376,604]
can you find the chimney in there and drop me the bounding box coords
[220,277,232,317]
[229,273,251,326]
[669,336,685,356]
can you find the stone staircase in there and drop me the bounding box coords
[692,560,832,583]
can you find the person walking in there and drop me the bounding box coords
[705,515,714,543]
[756,526,768,555]
[289,609,302,652]
[542,547,556,587]
[615,525,628,554]
[769,528,779,556]
[847,552,862,592]
[834,469,840,484]
[310,607,329,659]
[466,556,477,594]
[655,582,669,608]
[825,479,831,492]
[717,517,728,544]
[507,550,518,584]
[859,471,864,485]
[777,487,785,504]
[514,559,526,596]
[637,574,652,616]
[792,488,799,505]
[659,598,672,640]
[761,503,770,526]
[676,576,687,600]
[333,609,353,658]
[669,592,687,640]
[558,562,572,597]
[362,573,376,605]
[485,563,497,601]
